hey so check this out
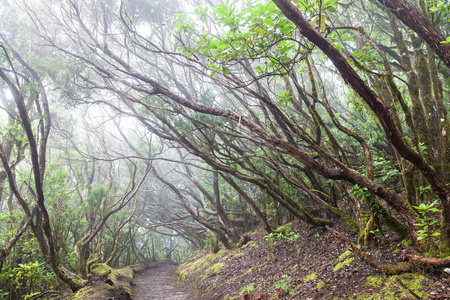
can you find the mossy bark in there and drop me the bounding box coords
[389,14,432,163]
[412,36,440,166]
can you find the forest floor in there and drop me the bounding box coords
[132,261,198,300]
[176,220,450,299]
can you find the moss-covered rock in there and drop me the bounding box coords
[90,263,113,277]
[69,263,140,300]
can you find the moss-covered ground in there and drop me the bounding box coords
[176,221,450,299]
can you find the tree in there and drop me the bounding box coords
[2,0,449,285]
[0,41,85,291]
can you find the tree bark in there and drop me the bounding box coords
[272,0,450,246]
[375,0,450,69]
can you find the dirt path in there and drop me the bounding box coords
[132,261,196,300]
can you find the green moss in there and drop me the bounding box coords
[380,262,411,274]
[226,277,236,284]
[304,272,318,282]
[90,263,112,276]
[204,263,224,277]
[185,252,219,273]
[358,273,428,299]
[70,282,115,299]
[365,276,383,288]
[333,257,354,272]
[176,271,187,283]
[327,205,360,234]
[108,267,134,295]
[357,293,382,299]
[241,241,256,249]
[69,265,135,300]
[109,267,133,282]
[274,225,292,235]
[315,281,325,289]
[76,263,134,298]
[337,250,353,262]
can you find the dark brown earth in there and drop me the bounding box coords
[132,261,197,300]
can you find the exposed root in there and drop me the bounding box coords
[326,226,412,274]
[392,277,422,300]
[327,225,450,274]
[402,250,450,267]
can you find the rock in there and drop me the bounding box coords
[69,263,142,300]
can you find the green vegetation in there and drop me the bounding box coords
[304,272,318,283]
[204,263,225,277]
[333,258,355,272]
[265,226,301,245]
[315,281,326,289]
[337,250,354,261]
[69,265,136,299]
[240,283,256,295]
[1,0,450,297]
[275,275,293,296]
[413,200,441,255]
[359,274,428,299]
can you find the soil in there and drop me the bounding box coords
[132,261,198,300]
[177,221,450,299]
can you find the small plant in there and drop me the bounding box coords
[24,292,41,300]
[239,282,266,300]
[369,229,381,244]
[314,233,324,245]
[240,283,256,295]
[275,275,293,296]
[265,231,301,245]
[350,184,371,199]
[418,185,431,197]
[277,90,293,106]
[0,260,56,299]
[413,200,441,254]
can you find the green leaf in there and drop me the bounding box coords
[324,0,339,6]
[320,17,326,31]
[441,37,450,44]
[263,18,275,26]
[217,4,228,15]
[222,65,230,75]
